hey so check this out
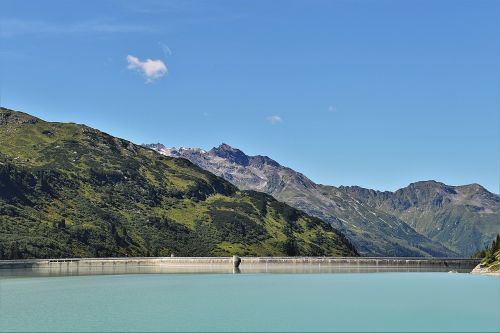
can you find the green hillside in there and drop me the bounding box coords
[342,182,500,256]
[0,107,357,259]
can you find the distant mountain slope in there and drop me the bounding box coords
[146,143,456,257]
[0,107,357,259]
[341,182,500,256]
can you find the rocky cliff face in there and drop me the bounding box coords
[145,143,463,257]
[146,144,286,194]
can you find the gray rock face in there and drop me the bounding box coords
[0,108,39,125]
[144,143,477,257]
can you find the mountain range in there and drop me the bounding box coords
[0,107,357,259]
[342,182,500,256]
[145,143,500,257]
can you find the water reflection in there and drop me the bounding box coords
[0,263,471,278]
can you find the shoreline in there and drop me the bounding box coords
[471,264,500,276]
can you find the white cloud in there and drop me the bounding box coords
[266,115,282,124]
[127,55,167,82]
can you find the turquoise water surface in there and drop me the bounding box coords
[1,272,499,332]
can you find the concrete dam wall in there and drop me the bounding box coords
[0,257,480,275]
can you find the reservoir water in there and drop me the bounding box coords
[0,269,499,332]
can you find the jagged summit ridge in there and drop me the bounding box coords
[144,143,282,169]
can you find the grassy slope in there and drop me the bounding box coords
[0,107,357,259]
[341,183,500,256]
[307,186,456,257]
[396,205,499,256]
[480,250,500,272]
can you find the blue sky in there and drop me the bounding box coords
[1,0,499,192]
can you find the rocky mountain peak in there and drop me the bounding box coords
[458,183,489,193]
[407,180,447,189]
[456,183,500,204]
[209,143,250,166]
[215,143,235,150]
[145,143,166,151]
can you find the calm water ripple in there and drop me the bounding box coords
[0,271,499,332]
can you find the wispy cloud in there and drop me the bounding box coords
[266,115,283,124]
[328,105,337,113]
[127,55,167,83]
[159,42,172,56]
[121,0,245,23]
[0,19,156,38]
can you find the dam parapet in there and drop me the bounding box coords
[0,257,480,276]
